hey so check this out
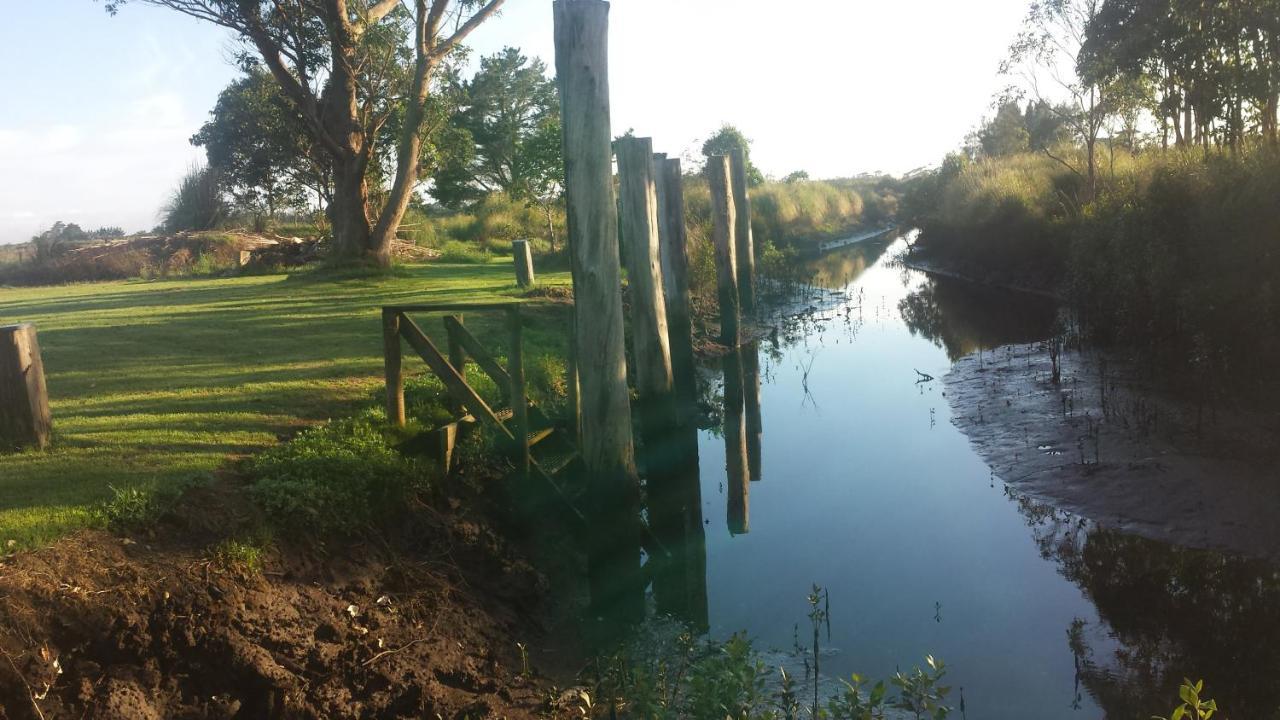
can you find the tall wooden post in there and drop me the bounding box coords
[554,0,643,626]
[0,324,52,451]
[707,155,741,348]
[654,154,698,413]
[512,239,535,288]
[381,310,406,428]
[445,314,467,417]
[730,148,756,315]
[616,137,675,408]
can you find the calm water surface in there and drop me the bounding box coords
[668,233,1280,718]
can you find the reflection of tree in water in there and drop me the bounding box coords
[1012,491,1280,717]
[899,278,1059,361]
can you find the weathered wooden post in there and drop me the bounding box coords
[0,324,52,451]
[445,314,467,417]
[512,239,535,288]
[722,348,749,535]
[508,306,531,482]
[554,0,644,625]
[730,148,757,315]
[653,153,698,413]
[707,155,741,348]
[382,310,406,427]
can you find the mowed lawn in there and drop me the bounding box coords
[0,261,572,548]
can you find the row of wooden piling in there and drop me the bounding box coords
[553,0,758,623]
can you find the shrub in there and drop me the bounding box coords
[162,164,228,233]
[249,414,432,535]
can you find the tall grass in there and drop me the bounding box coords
[907,142,1280,400]
[162,165,228,233]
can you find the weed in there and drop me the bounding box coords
[211,535,269,575]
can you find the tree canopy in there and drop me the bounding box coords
[701,124,765,187]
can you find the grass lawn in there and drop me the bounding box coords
[0,260,572,549]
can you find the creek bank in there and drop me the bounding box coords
[902,248,1063,301]
[0,477,570,719]
[944,341,1280,561]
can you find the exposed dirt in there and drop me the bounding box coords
[945,341,1280,560]
[0,479,568,719]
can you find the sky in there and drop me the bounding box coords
[0,0,1029,245]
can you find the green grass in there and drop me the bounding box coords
[0,259,572,549]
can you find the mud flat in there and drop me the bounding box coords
[945,341,1280,560]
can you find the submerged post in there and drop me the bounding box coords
[723,348,749,535]
[554,0,644,625]
[730,148,756,315]
[512,239,535,288]
[707,155,741,348]
[0,324,52,451]
[654,154,698,412]
[382,310,406,428]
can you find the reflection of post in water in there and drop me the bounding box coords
[650,417,709,632]
[723,349,750,535]
[742,342,763,482]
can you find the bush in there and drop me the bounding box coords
[163,165,228,233]
[249,414,433,535]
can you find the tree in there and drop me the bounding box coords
[979,101,1031,157]
[783,170,810,183]
[1003,0,1108,201]
[701,124,764,187]
[192,69,332,221]
[1024,100,1071,151]
[104,0,505,267]
[430,47,562,207]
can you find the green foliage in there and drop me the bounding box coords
[1153,679,1219,720]
[431,47,562,212]
[701,124,766,187]
[248,413,433,535]
[891,655,952,720]
[211,535,269,575]
[979,101,1031,157]
[827,674,888,720]
[163,164,228,233]
[90,484,165,533]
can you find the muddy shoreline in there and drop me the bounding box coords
[944,341,1280,561]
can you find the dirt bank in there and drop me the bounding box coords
[945,342,1280,561]
[0,479,568,719]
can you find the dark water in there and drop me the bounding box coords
[647,233,1280,718]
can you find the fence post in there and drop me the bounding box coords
[554,0,644,626]
[508,307,530,482]
[654,154,698,413]
[445,314,467,417]
[381,310,406,428]
[707,155,741,348]
[730,148,756,315]
[0,324,51,451]
[512,239,536,288]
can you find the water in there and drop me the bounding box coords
[653,233,1280,717]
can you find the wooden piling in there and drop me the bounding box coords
[382,310,406,428]
[654,154,698,412]
[0,324,52,451]
[553,0,643,625]
[616,137,674,403]
[707,155,741,348]
[730,148,756,315]
[512,239,535,288]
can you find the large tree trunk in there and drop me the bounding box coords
[329,157,373,258]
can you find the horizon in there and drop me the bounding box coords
[0,0,1027,244]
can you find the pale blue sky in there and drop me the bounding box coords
[0,0,1028,244]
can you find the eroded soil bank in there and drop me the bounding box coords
[0,480,572,719]
[945,341,1280,560]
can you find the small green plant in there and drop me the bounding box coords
[1153,679,1218,720]
[91,484,163,532]
[211,536,268,575]
[891,655,952,720]
[250,413,433,535]
[827,673,888,720]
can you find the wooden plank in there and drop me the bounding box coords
[0,324,51,451]
[707,155,741,348]
[398,316,515,441]
[383,301,522,314]
[381,310,406,428]
[554,0,643,624]
[445,314,466,417]
[442,315,512,397]
[730,148,756,315]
